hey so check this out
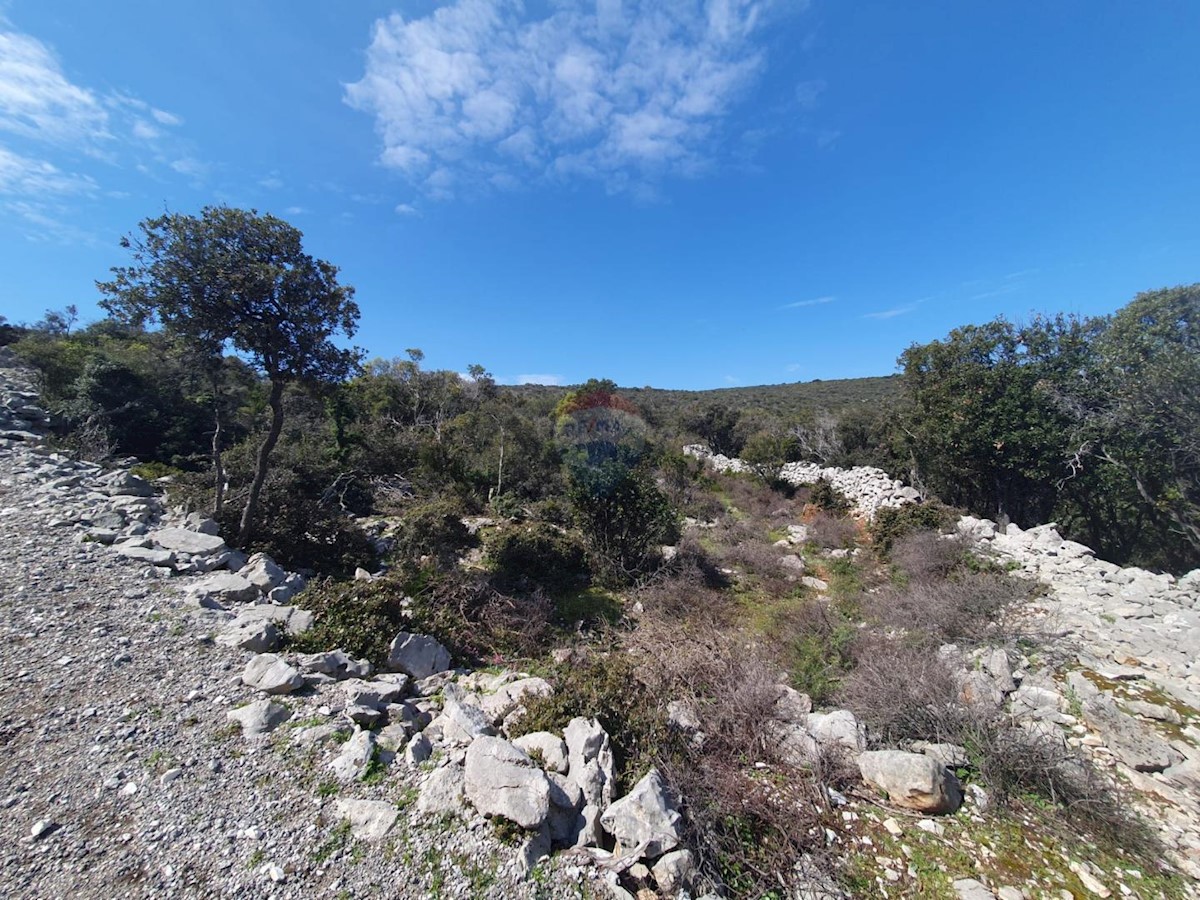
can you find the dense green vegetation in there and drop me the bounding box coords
[2,209,1194,896]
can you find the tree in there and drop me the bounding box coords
[898,316,1089,525]
[1059,285,1200,567]
[98,206,361,546]
[685,402,744,457]
[555,379,675,582]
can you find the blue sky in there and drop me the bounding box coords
[1,1,1197,389]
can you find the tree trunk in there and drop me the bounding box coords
[212,402,226,515]
[238,380,285,547]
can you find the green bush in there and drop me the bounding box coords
[387,497,474,568]
[870,501,955,554]
[808,478,851,514]
[290,576,413,664]
[215,491,376,577]
[485,522,590,595]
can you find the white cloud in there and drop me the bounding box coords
[779,295,833,310]
[0,23,194,242]
[394,202,419,216]
[0,145,95,196]
[170,156,208,178]
[150,107,182,127]
[259,173,284,189]
[861,304,917,320]
[345,0,798,197]
[516,373,564,385]
[0,29,109,146]
[284,205,307,215]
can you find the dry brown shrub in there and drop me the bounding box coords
[837,635,968,746]
[890,530,967,582]
[805,511,860,550]
[715,472,807,524]
[859,569,1031,644]
[837,634,1161,857]
[627,610,831,896]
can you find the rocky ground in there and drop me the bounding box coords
[0,360,602,900]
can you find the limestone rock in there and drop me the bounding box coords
[330,728,376,782]
[600,768,681,858]
[464,735,551,830]
[227,699,291,737]
[386,631,451,679]
[333,799,399,841]
[806,709,866,755]
[242,653,304,695]
[858,750,963,814]
[189,572,260,604]
[652,849,697,895]
[115,545,175,567]
[241,552,286,592]
[216,617,281,653]
[513,731,569,774]
[151,527,226,557]
[418,764,466,816]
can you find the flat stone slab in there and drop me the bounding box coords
[151,527,227,556]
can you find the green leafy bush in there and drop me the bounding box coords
[514,653,668,793]
[387,497,474,569]
[870,501,955,554]
[290,576,412,664]
[485,522,590,595]
[808,478,851,514]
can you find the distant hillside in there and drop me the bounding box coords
[508,374,903,419]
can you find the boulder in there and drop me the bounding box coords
[386,632,452,679]
[330,728,376,782]
[151,527,226,557]
[100,471,154,497]
[480,676,553,724]
[772,685,812,724]
[236,604,314,636]
[241,552,286,592]
[115,545,175,567]
[216,617,281,653]
[242,653,304,695]
[464,736,551,830]
[227,699,291,737]
[513,732,569,774]
[600,768,682,858]
[189,572,260,604]
[806,709,866,755]
[418,764,467,816]
[545,772,584,846]
[440,684,498,745]
[858,750,963,814]
[653,849,697,895]
[298,650,372,680]
[333,799,399,841]
[405,733,433,766]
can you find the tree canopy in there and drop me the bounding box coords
[97,206,361,545]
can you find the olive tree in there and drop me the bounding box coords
[98,206,361,546]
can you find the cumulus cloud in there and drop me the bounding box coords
[345,0,796,197]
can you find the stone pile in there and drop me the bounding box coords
[682,444,921,519]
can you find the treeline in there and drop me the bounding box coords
[2,209,1195,574]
